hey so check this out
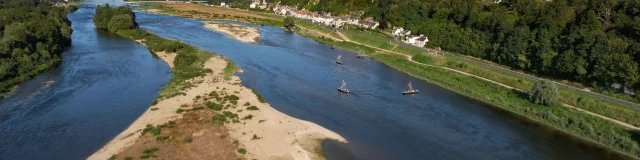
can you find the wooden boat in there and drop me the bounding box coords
[402,81,419,95]
[331,45,335,49]
[338,80,350,93]
[357,54,371,59]
[336,55,343,64]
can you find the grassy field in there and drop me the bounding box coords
[342,31,396,51]
[343,24,395,41]
[294,20,342,39]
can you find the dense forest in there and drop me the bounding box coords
[93,5,138,33]
[365,0,640,91]
[0,0,78,100]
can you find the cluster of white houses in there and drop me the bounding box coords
[209,2,428,48]
[272,5,379,29]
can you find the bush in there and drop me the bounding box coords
[205,101,223,111]
[238,148,247,154]
[246,106,259,110]
[529,80,559,106]
[284,16,295,31]
[108,14,136,32]
[212,114,227,124]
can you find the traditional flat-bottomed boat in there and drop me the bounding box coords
[336,55,343,65]
[402,81,419,95]
[338,80,350,93]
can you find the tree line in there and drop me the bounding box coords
[365,0,640,92]
[93,5,138,33]
[0,0,78,100]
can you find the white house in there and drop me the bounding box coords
[405,34,428,47]
[414,36,428,47]
[220,2,226,7]
[250,2,257,8]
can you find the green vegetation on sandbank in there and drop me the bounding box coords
[118,29,213,100]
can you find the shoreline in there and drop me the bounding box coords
[204,21,261,44]
[89,33,345,160]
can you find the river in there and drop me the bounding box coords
[0,3,629,160]
[0,5,171,159]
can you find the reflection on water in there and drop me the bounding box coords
[134,11,630,160]
[0,5,171,160]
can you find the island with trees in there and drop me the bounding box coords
[0,0,78,100]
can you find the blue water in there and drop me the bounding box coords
[0,5,171,159]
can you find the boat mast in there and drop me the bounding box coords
[408,81,413,91]
[341,80,347,89]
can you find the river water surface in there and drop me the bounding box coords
[0,3,630,160]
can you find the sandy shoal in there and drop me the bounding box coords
[204,22,261,44]
[89,40,345,160]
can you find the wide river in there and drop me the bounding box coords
[0,3,629,160]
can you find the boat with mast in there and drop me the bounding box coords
[338,80,350,93]
[402,81,419,95]
[336,55,343,64]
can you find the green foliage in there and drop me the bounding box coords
[283,16,295,30]
[223,60,236,80]
[205,101,223,111]
[237,148,247,154]
[246,106,259,110]
[0,0,77,100]
[530,80,560,106]
[93,5,138,32]
[141,122,175,136]
[249,88,266,103]
[211,114,227,124]
[140,148,159,159]
[183,137,192,143]
[117,29,212,100]
[107,14,136,32]
[365,0,640,93]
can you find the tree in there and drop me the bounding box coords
[529,80,559,106]
[283,16,295,31]
[108,14,136,32]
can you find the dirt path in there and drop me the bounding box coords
[335,31,640,131]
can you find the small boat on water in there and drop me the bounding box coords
[402,81,419,95]
[336,55,343,64]
[338,80,350,93]
[357,54,371,59]
[331,45,335,49]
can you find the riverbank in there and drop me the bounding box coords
[204,22,261,44]
[89,29,345,160]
